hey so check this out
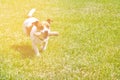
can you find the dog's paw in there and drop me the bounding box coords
[43,47,46,50]
[36,53,41,57]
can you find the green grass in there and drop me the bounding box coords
[0,0,120,80]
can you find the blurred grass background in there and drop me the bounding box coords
[0,0,120,80]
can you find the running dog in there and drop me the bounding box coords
[23,8,59,56]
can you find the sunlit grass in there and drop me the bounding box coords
[0,0,120,80]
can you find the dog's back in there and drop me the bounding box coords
[23,8,38,36]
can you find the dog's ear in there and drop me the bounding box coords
[47,19,53,24]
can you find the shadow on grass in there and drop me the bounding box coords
[12,44,35,58]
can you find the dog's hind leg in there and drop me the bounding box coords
[32,42,40,56]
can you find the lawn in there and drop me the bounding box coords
[0,0,120,80]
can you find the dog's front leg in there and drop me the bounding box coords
[42,41,48,51]
[32,42,40,56]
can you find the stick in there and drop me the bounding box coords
[49,31,59,36]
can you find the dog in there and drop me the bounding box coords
[23,8,59,56]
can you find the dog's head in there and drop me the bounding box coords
[40,19,53,29]
[32,21,44,30]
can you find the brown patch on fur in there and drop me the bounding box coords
[33,21,44,31]
[43,31,48,39]
[26,25,32,36]
[47,19,53,24]
[45,23,50,29]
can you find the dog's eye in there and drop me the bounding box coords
[46,25,49,29]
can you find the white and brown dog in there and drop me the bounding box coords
[23,8,59,56]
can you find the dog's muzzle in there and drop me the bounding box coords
[34,30,49,41]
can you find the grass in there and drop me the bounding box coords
[0,0,120,80]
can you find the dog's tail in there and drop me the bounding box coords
[27,8,36,17]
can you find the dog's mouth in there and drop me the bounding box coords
[34,30,48,40]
